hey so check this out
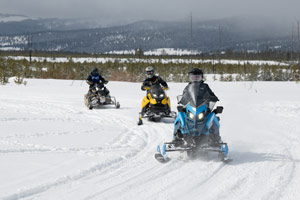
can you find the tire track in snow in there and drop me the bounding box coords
[82,120,193,200]
[1,109,150,199]
[257,103,300,199]
[15,107,174,200]
[86,109,230,200]
[0,97,136,155]
[2,129,147,200]
[1,94,137,198]
[213,102,300,200]
[2,85,230,199]
[0,127,98,140]
[0,123,143,157]
[265,152,296,200]
[263,128,300,199]
[1,155,129,200]
[83,159,186,200]
[181,162,226,193]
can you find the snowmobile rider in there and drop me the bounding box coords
[176,68,222,142]
[141,66,168,91]
[86,68,109,96]
[179,68,219,105]
[141,66,169,114]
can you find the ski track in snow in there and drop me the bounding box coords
[0,87,155,199]
[1,120,146,199]
[1,80,300,200]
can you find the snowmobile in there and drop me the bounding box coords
[84,84,120,109]
[137,84,176,125]
[155,82,229,162]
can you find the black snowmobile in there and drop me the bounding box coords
[84,84,120,109]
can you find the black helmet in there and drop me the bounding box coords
[91,68,99,76]
[145,66,154,78]
[188,68,203,82]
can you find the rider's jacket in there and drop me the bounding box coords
[86,74,106,88]
[141,75,168,91]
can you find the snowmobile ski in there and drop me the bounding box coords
[154,144,170,163]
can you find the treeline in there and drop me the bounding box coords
[0,55,299,85]
[1,48,299,61]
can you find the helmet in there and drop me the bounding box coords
[91,68,99,76]
[145,66,154,78]
[188,68,203,82]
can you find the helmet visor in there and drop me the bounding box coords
[146,70,154,78]
[189,74,202,82]
[146,71,153,75]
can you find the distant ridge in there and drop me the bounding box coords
[0,14,293,53]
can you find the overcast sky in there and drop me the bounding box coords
[1,0,300,22]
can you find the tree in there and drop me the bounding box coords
[0,58,9,85]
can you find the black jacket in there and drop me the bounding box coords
[141,75,168,90]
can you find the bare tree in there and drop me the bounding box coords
[298,21,300,69]
[291,24,294,61]
[190,13,193,68]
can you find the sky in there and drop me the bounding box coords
[1,0,300,22]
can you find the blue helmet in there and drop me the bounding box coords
[91,68,99,76]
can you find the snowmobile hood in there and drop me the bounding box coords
[149,84,165,99]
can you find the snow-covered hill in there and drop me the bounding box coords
[0,79,300,200]
[0,15,30,22]
[0,17,292,53]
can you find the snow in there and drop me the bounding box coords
[144,48,201,56]
[105,48,202,56]
[1,79,300,200]
[0,47,22,51]
[0,15,29,22]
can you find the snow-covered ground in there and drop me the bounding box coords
[106,48,202,56]
[0,47,22,51]
[1,79,300,200]
[0,15,31,23]
[144,48,201,56]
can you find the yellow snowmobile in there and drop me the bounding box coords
[138,84,176,125]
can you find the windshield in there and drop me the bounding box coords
[180,82,214,107]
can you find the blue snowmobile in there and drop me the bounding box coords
[155,82,229,162]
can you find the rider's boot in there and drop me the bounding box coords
[172,129,183,146]
[141,104,149,117]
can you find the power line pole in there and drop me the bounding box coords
[190,13,193,68]
[218,24,222,63]
[28,34,32,63]
[291,24,294,61]
[298,20,300,69]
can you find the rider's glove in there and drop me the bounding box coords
[97,83,104,88]
[87,80,93,85]
[144,82,151,87]
[177,104,186,113]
